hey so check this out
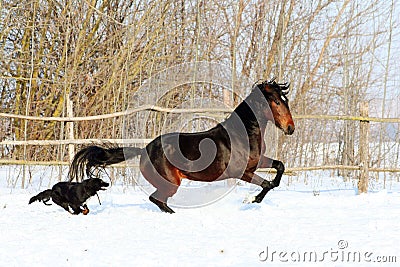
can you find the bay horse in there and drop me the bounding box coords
[69,79,295,213]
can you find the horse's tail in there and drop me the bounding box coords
[68,145,143,182]
[29,189,53,205]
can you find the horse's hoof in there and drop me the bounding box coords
[252,197,262,203]
[161,205,175,214]
[242,195,256,204]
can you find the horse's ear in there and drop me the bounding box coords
[258,79,274,92]
[281,83,290,95]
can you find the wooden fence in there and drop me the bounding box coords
[1,102,400,190]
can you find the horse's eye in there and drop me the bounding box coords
[274,99,280,105]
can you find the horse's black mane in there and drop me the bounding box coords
[257,78,290,103]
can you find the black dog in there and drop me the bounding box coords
[29,178,109,215]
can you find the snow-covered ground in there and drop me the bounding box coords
[1,166,399,266]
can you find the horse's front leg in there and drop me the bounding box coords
[259,156,285,189]
[240,172,269,203]
[241,157,285,203]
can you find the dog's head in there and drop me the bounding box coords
[82,178,110,196]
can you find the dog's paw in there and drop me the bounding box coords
[82,208,89,215]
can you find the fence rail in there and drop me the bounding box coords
[0,139,151,146]
[1,106,400,123]
[1,159,399,175]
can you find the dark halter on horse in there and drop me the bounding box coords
[69,79,295,213]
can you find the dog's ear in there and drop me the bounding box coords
[89,179,103,190]
[82,180,98,196]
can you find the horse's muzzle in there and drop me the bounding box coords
[285,124,295,135]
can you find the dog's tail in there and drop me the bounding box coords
[68,144,143,182]
[29,189,53,205]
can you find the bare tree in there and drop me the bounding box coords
[0,0,398,180]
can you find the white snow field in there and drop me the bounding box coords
[1,166,399,266]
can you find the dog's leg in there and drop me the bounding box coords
[69,205,82,215]
[52,194,70,212]
[43,198,52,206]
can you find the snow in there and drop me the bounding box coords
[1,166,400,266]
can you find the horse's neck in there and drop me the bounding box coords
[222,109,265,143]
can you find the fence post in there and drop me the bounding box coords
[358,101,369,194]
[66,95,75,162]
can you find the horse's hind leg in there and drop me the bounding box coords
[149,190,175,214]
[146,172,179,214]
[140,169,177,214]
[140,150,181,213]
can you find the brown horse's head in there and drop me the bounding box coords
[260,79,295,135]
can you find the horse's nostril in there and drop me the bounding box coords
[287,125,295,135]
